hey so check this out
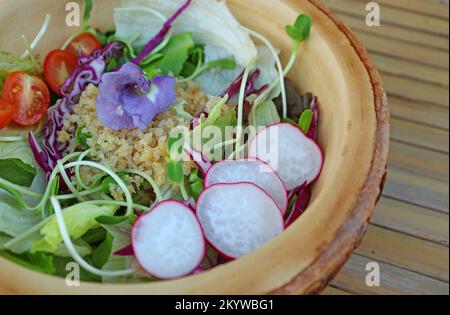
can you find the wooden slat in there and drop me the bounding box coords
[390,118,449,153]
[335,13,449,51]
[384,167,449,213]
[372,54,449,87]
[321,286,353,295]
[356,0,450,19]
[382,74,449,108]
[389,141,449,182]
[389,96,449,130]
[373,197,449,246]
[355,225,449,281]
[355,32,450,69]
[322,0,449,36]
[331,254,449,295]
[326,0,449,296]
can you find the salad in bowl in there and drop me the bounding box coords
[0,0,323,282]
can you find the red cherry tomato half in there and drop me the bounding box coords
[1,71,50,126]
[43,49,77,96]
[65,32,102,58]
[0,99,14,129]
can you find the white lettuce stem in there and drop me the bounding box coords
[236,56,259,152]
[21,14,51,59]
[239,25,287,118]
[0,136,24,142]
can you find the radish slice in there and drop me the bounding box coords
[131,200,205,279]
[183,143,212,176]
[204,159,288,214]
[196,183,284,259]
[249,123,323,191]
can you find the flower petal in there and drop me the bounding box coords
[148,76,176,113]
[123,87,157,129]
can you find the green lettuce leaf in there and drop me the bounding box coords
[91,232,113,268]
[0,191,41,237]
[0,250,55,274]
[0,159,36,187]
[150,32,195,75]
[31,204,117,254]
[0,141,37,167]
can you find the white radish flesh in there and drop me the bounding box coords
[204,159,288,214]
[196,183,284,259]
[131,200,205,279]
[249,123,323,191]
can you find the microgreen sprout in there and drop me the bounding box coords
[298,109,313,134]
[179,59,236,83]
[284,14,312,75]
[235,55,259,153]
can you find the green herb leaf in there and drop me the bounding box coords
[283,117,297,125]
[295,14,312,41]
[101,172,126,194]
[189,181,204,200]
[286,14,312,43]
[188,168,202,183]
[167,159,184,184]
[82,227,107,244]
[75,124,92,149]
[106,58,119,72]
[95,215,128,225]
[0,158,36,187]
[298,109,313,134]
[83,0,93,29]
[91,232,113,268]
[285,25,302,42]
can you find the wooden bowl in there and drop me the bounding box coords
[0,0,389,294]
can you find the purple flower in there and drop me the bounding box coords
[96,62,176,130]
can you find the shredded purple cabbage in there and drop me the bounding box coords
[131,0,192,65]
[306,96,319,141]
[29,42,124,180]
[285,185,312,227]
[221,69,266,99]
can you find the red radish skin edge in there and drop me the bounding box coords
[131,200,206,280]
[114,244,134,257]
[249,122,325,190]
[203,157,288,215]
[196,182,285,260]
[183,143,213,177]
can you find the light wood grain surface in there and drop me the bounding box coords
[321,0,449,295]
[0,0,447,296]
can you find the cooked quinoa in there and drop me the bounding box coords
[58,81,214,193]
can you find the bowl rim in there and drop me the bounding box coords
[0,0,390,295]
[270,0,389,294]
